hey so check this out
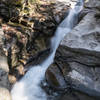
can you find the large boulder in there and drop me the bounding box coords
[46,0,100,98]
[54,46,100,97]
[61,12,100,52]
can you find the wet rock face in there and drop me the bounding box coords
[46,0,100,98]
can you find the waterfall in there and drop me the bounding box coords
[11,0,84,100]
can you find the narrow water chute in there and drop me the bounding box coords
[11,0,84,100]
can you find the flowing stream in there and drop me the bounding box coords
[11,0,84,100]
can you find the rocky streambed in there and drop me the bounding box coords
[0,0,100,100]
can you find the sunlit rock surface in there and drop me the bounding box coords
[61,12,100,52]
[0,87,11,100]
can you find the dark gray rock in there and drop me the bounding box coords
[57,91,97,100]
[46,46,100,97]
[46,0,100,98]
[46,63,67,90]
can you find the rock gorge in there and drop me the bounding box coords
[0,0,100,100]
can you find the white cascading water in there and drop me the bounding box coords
[11,0,84,100]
